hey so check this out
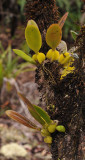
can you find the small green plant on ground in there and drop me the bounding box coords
[0,42,35,89]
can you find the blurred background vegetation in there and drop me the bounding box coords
[56,0,84,40]
[0,0,84,40]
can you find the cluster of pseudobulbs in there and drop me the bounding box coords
[25,20,75,79]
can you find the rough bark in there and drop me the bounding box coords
[25,1,85,159]
[25,0,59,53]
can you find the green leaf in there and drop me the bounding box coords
[70,30,78,40]
[6,110,40,130]
[46,24,62,50]
[18,92,46,126]
[0,45,9,59]
[25,25,42,53]
[13,49,36,65]
[33,105,51,124]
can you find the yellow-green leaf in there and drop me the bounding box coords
[6,110,40,130]
[25,25,42,53]
[13,49,36,64]
[27,20,38,28]
[33,105,51,124]
[46,24,62,50]
[18,92,46,126]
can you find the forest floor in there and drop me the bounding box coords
[0,23,51,160]
[0,70,52,160]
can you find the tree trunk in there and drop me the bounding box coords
[25,1,85,159]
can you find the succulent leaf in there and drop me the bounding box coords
[25,25,42,53]
[6,110,40,130]
[27,20,38,28]
[33,105,51,124]
[13,49,36,65]
[46,24,62,50]
[18,92,46,126]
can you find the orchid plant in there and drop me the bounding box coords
[6,92,65,144]
[13,12,78,80]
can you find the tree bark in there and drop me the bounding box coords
[25,1,85,159]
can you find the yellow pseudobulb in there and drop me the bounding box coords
[58,52,69,64]
[32,52,45,64]
[32,54,37,61]
[56,125,65,132]
[46,49,59,62]
[48,123,56,133]
[37,52,45,64]
[41,128,50,137]
[58,52,74,65]
[44,136,52,144]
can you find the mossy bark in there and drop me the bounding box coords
[25,0,59,53]
[25,1,85,159]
